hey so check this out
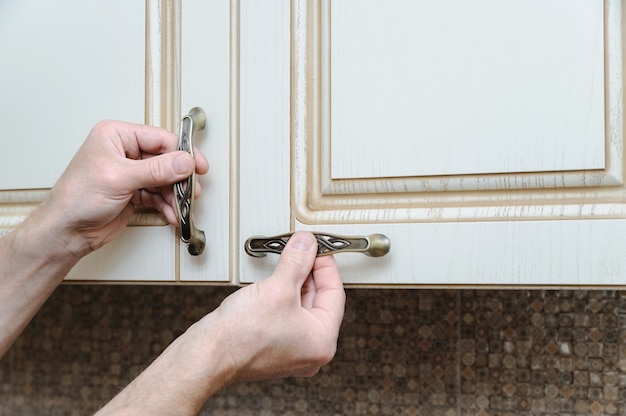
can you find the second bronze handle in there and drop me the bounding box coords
[245,232,391,258]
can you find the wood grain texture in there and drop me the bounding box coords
[238,0,292,284]
[179,0,232,282]
[0,0,145,190]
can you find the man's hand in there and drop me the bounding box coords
[0,120,208,358]
[43,120,209,256]
[216,231,346,381]
[95,231,346,416]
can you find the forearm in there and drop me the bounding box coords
[95,314,236,416]
[0,200,86,357]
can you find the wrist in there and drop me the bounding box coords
[20,197,90,264]
[0,196,87,357]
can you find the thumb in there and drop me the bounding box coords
[272,231,318,287]
[125,151,195,190]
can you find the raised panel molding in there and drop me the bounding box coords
[0,190,167,240]
[146,0,182,133]
[292,0,625,224]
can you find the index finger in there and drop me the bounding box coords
[110,121,209,175]
[116,122,180,158]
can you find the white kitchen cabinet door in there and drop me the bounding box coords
[237,0,626,286]
[0,1,177,282]
[179,0,293,283]
[178,0,232,282]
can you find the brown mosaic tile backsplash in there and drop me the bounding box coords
[1,286,626,415]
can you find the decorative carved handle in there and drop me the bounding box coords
[174,107,206,256]
[245,232,391,258]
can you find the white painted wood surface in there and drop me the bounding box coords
[330,0,605,179]
[0,1,176,282]
[238,0,292,284]
[179,0,231,282]
[66,227,176,282]
[0,0,145,189]
[239,0,626,286]
[6,0,621,286]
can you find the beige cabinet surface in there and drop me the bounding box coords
[3,0,626,286]
[0,0,177,282]
[206,0,626,286]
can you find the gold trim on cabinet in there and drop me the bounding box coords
[0,189,168,238]
[146,0,181,132]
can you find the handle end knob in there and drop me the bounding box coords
[365,234,391,257]
[189,107,206,131]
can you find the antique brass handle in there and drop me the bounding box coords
[245,232,391,257]
[174,107,206,256]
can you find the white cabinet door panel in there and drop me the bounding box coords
[66,227,176,282]
[238,0,291,284]
[330,0,605,179]
[179,0,232,282]
[295,220,626,286]
[0,2,177,283]
[239,0,626,286]
[0,0,145,190]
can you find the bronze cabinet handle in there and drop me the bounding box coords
[174,107,206,256]
[245,232,391,258]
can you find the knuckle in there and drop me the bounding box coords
[316,342,337,366]
[147,158,166,183]
[91,119,116,136]
[97,164,123,188]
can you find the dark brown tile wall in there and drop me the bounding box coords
[1,286,626,415]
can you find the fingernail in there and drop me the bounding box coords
[289,231,315,251]
[173,153,194,175]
